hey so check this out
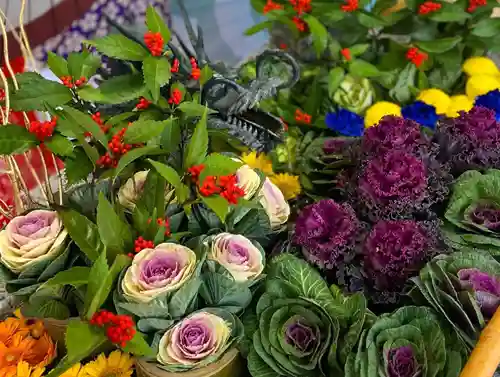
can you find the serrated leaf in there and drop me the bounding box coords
[42,266,90,289]
[0,124,38,154]
[47,52,69,77]
[64,148,93,184]
[121,331,155,357]
[124,119,170,144]
[22,298,70,320]
[114,145,162,177]
[78,74,147,104]
[184,108,208,168]
[146,5,171,42]
[143,56,171,102]
[45,134,74,157]
[55,107,108,149]
[10,72,72,111]
[148,159,182,188]
[87,34,148,61]
[201,195,230,223]
[178,101,216,116]
[198,153,243,183]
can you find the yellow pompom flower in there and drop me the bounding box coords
[270,173,301,200]
[240,151,274,176]
[466,75,500,99]
[417,89,451,115]
[364,101,401,128]
[445,95,474,118]
[462,56,499,77]
[80,351,134,377]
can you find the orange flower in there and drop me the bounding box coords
[0,333,35,370]
[0,317,28,346]
[22,329,57,368]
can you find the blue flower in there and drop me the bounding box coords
[401,101,439,129]
[475,89,500,121]
[325,108,364,137]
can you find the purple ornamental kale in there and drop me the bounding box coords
[362,115,431,157]
[467,204,500,231]
[285,319,318,354]
[387,346,421,377]
[363,220,440,296]
[435,106,500,172]
[294,199,360,270]
[458,268,500,318]
[356,150,428,220]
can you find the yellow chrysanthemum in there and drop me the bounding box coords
[445,95,474,118]
[60,363,84,377]
[240,151,274,175]
[417,88,451,115]
[270,173,301,200]
[364,101,401,128]
[462,56,499,77]
[0,361,45,377]
[466,75,500,99]
[80,351,134,377]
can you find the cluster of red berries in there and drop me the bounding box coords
[418,1,441,14]
[134,236,155,252]
[406,47,428,68]
[168,88,182,105]
[289,0,312,14]
[189,58,201,80]
[171,59,180,73]
[144,31,164,56]
[61,76,86,88]
[263,0,283,13]
[97,126,137,168]
[295,109,312,124]
[136,97,151,110]
[467,0,487,12]
[29,117,57,141]
[90,310,136,347]
[84,112,110,137]
[340,48,352,61]
[341,0,359,12]
[292,16,308,32]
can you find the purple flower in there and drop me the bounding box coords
[401,101,439,130]
[387,346,420,377]
[362,116,429,157]
[458,268,500,317]
[325,109,364,137]
[322,138,350,155]
[436,106,500,172]
[467,204,500,231]
[363,220,437,291]
[357,151,427,219]
[475,89,500,122]
[285,318,318,354]
[294,199,360,269]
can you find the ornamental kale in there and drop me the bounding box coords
[435,106,500,173]
[294,200,362,270]
[362,220,443,304]
[444,169,500,254]
[246,254,374,377]
[345,306,465,377]
[401,101,439,130]
[410,251,500,350]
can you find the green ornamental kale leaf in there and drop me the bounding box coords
[409,250,500,350]
[345,306,465,377]
[444,169,500,255]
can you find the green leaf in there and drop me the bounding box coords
[200,273,252,312]
[148,159,182,188]
[143,56,171,102]
[10,72,73,111]
[106,112,136,126]
[160,117,180,153]
[78,74,147,104]
[168,278,202,318]
[58,209,105,262]
[122,331,155,357]
[97,193,132,258]
[56,107,108,149]
[67,52,87,80]
[87,34,148,61]
[63,320,107,370]
[416,36,462,53]
[200,65,213,86]
[47,52,69,77]
[471,18,500,38]
[349,44,370,56]
[244,21,273,36]
[349,60,381,78]
[114,145,162,177]
[428,4,471,22]
[146,5,171,42]
[178,101,216,116]
[198,153,243,183]
[45,134,74,157]
[304,15,328,57]
[64,147,93,184]
[22,298,70,320]
[0,124,38,154]
[84,252,130,319]
[248,347,280,377]
[42,266,90,289]
[184,108,208,168]
[328,67,345,99]
[124,119,171,144]
[201,195,230,223]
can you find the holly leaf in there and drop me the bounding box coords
[78,74,147,104]
[45,134,74,157]
[184,107,208,168]
[201,195,230,223]
[87,35,148,61]
[121,332,155,357]
[124,119,171,144]
[114,146,162,177]
[47,52,69,77]
[142,56,171,103]
[178,101,216,116]
[148,159,182,188]
[64,148,93,184]
[146,5,171,42]
[160,117,180,153]
[0,125,38,154]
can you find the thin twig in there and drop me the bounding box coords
[51,154,63,205]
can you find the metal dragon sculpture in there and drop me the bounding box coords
[100,0,300,152]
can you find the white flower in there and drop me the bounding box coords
[236,165,262,199]
[259,178,290,230]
